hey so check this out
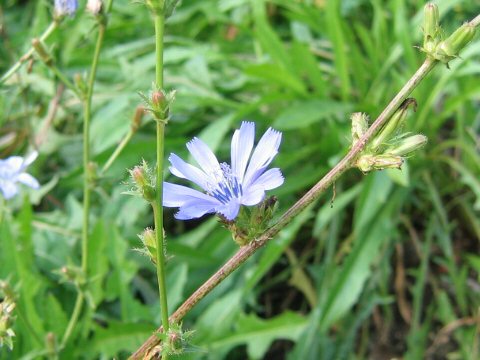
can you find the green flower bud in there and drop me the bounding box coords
[131,106,145,132]
[139,228,157,264]
[131,165,156,202]
[436,23,476,62]
[140,86,175,122]
[351,112,369,146]
[32,38,53,66]
[0,296,16,351]
[222,196,278,246]
[423,3,441,53]
[370,98,417,152]
[387,134,428,156]
[87,161,98,183]
[74,73,88,96]
[356,154,403,173]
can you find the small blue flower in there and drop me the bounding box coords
[163,122,284,220]
[0,152,40,200]
[54,0,78,16]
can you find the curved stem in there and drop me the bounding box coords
[129,57,437,360]
[0,21,58,85]
[60,293,84,348]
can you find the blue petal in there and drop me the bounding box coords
[163,182,219,207]
[186,137,221,176]
[216,200,241,220]
[240,187,265,206]
[175,199,218,220]
[231,122,255,181]
[169,153,209,190]
[243,128,282,188]
[2,156,24,175]
[17,173,40,189]
[0,181,18,200]
[23,151,38,168]
[248,168,284,191]
[241,168,283,206]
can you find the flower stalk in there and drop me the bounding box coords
[150,0,171,355]
[0,21,59,85]
[60,0,113,350]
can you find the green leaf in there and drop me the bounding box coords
[273,100,350,130]
[91,321,154,357]
[244,207,314,293]
[245,63,307,94]
[87,221,110,307]
[209,312,307,359]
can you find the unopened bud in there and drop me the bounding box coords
[357,154,403,173]
[0,296,16,350]
[45,332,57,355]
[436,23,476,62]
[87,162,98,183]
[74,73,88,95]
[32,39,53,65]
[131,165,156,202]
[131,106,145,132]
[132,166,147,187]
[423,3,440,53]
[87,0,103,15]
[370,98,417,152]
[139,228,157,264]
[388,134,428,156]
[151,90,165,106]
[351,112,369,146]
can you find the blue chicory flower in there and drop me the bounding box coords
[54,0,78,16]
[163,122,284,220]
[0,152,40,200]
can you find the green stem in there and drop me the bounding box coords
[0,21,58,84]
[152,4,170,355]
[43,62,81,98]
[152,199,169,335]
[82,22,106,276]
[60,293,84,349]
[100,129,134,174]
[60,19,108,350]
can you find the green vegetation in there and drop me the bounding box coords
[1,0,479,359]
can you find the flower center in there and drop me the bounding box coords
[207,163,242,204]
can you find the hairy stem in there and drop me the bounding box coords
[152,3,170,356]
[0,21,58,85]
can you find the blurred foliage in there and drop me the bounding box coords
[1,0,480,359]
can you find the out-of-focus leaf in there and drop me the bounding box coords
[208,312,307,359]
[273,100,350,130]
[91,321,154,357]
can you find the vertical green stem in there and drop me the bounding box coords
[152,3,170,352]
[60,19,107,351]
[82,24,106,273]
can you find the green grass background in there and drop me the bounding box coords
[1,0,479,358]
